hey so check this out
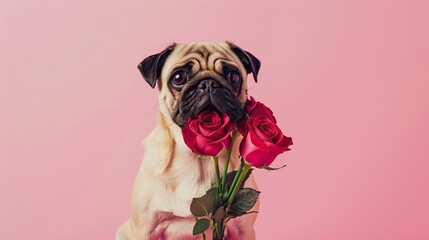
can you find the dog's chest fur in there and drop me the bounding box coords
[158,146,223,216]
[135,118,239,217]
[129,119,243,239]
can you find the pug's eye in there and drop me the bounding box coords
[170,70,188,87]
[228,71,241,85]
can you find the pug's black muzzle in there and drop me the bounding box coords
[173,79,244,127]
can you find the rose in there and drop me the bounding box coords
[245,96,276,122]
[237,96,292,167]
[240,114,293,167]
[182,111,235,156]
[238,97,276,134]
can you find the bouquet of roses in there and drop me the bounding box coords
[181,97,293,240]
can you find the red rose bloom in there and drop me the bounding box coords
[239,115,293,167]
[182,111,235,156]
[245,96,276,122]
[238,97,277,134]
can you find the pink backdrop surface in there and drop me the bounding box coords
[1,0,428,239]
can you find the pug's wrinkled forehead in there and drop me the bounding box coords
[162,42,244,81]
[138,42,260,90]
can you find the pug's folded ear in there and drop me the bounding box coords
[227,42,261,83]
[138,44,176,88]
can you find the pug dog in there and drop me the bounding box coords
[116,42,261,240]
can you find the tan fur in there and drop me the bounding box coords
[116,42,258,240]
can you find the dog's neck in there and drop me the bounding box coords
[160,112,238,192]
[140,111,242,216]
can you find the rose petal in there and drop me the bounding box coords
[243,149,276,167]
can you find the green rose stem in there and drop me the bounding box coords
[220,160,252,236]
[201,227,206,240]
[226,160,244,200]
[212,130,239,240]
[226,161,252,211]
[221,130,238,190]
[214,221,223,239]
[213,156,221,191]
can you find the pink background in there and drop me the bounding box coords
[1,0,428,239]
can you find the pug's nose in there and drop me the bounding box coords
[198,79,220,93]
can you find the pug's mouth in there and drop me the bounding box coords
[173,96,244,128]
[197,99,222,115]
[171,77,245,127]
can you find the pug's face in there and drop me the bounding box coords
[138,42,260,127]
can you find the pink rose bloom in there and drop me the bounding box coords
[182,111,235,156]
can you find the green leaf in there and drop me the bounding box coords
[221,170,237,191]
[261,164,287,171]
[229,188,260,217]
[206,186,223,212]
[239,168,253,188]
[192,218,210,235]
[206,187,220,196]
[213,206,225,223]
[208,186,225,205]
[226,211,259,221]
[190,194,215,217]
[222,169,253,191]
